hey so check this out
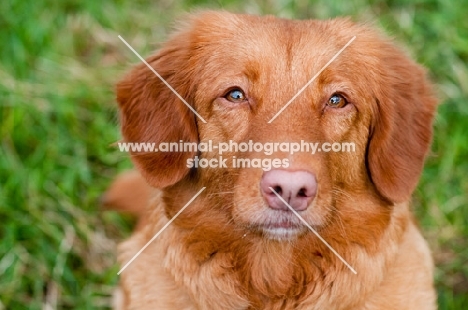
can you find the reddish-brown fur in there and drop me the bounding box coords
[101,170,153,230]
[110,11,437,309]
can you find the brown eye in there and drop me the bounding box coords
[327,94,347,108]
[225,89,246,103]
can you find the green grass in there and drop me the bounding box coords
[1,0,467,308]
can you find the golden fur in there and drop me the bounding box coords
[107,11,437,309]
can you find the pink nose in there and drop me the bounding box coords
[260,169,317,211]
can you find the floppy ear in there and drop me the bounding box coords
[116,32,199,188]
[367,44,437,203]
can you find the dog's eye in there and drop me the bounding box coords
[327,94,347,108]
[225,89,246,103]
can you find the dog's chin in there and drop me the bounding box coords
[242,208,312,240]
[261,225,305,240]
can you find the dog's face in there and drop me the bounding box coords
[117,12,436,241]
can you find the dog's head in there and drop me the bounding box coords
[116,11,437,241]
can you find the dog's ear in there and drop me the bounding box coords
[116,30,199,188]
[367,44,437,203]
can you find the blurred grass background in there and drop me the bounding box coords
[1,0,467,309]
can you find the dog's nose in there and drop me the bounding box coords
[260,169,317,211]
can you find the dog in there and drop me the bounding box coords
[107,11,438,309]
